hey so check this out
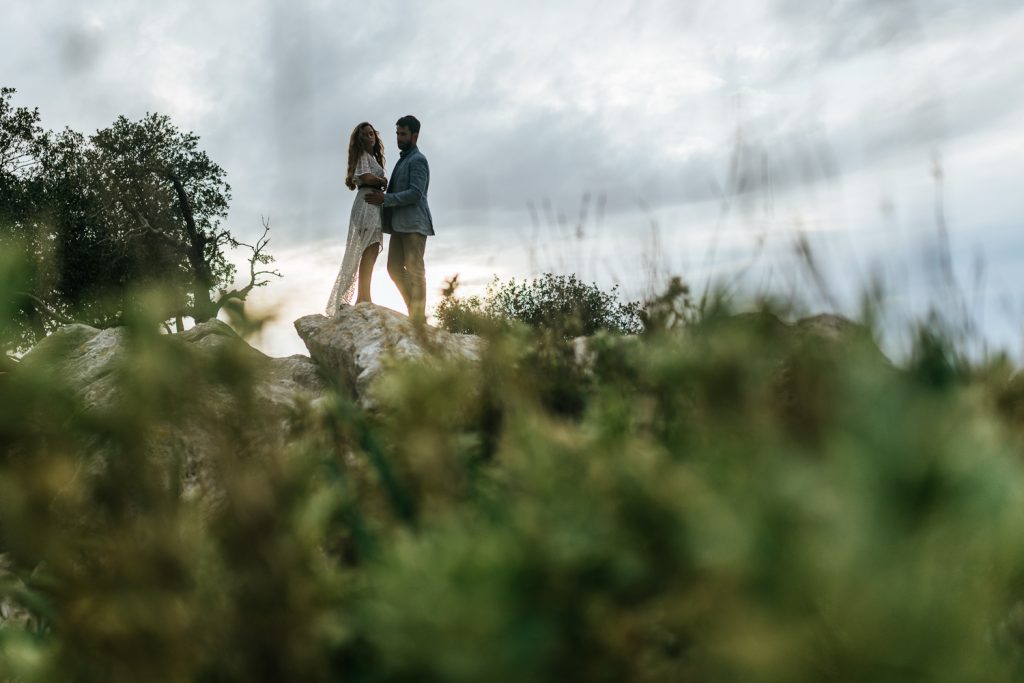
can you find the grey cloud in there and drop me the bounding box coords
[770,0,1024,62]
[3,0,1022,258]
[57,23,104,75]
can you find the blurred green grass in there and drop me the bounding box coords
[2,252,1024,682]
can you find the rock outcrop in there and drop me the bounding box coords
[19,319,328,493]
[295,303,483,408]
[10,304,873,499]
[10,307,483,493]
[22,319,327,414]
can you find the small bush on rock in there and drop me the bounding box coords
[436,273,644,337]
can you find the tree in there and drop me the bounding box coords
[0,86,55,346]
[0,88,278,352]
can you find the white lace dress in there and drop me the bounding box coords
[326,151,385,314]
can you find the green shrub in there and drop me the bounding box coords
[436,273,644,337]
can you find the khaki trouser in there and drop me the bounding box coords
[386,232,427,322]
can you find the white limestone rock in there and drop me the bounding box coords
[19,319,328,494]
[295,303,483,408]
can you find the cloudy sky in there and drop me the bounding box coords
[4,0,1023,357]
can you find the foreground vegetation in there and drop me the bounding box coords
[2,252,1024,681]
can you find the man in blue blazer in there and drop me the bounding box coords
[365,115,434,323]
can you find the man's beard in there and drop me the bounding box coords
[397,140,411,150]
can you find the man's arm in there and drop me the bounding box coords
[382,156,429,208]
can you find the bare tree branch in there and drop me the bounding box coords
[0,151,40,173]
[127,205,190,251]
[15,292,86,327]
[213,218,282,311]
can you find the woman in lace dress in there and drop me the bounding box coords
[326,122,387,313]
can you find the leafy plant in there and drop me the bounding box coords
[436,273,644,337]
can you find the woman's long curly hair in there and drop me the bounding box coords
[345,122,386,191]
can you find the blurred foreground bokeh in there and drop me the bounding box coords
[3,257,1024,682]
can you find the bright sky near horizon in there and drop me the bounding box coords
[4,0,1023,358]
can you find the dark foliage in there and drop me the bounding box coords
[0,88,277,353]
[436,272,644,337]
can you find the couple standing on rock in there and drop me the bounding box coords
[325,115,433,324]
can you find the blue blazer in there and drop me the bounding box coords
[382,146,434,236]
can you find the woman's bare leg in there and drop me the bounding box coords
[355,243,379,304]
